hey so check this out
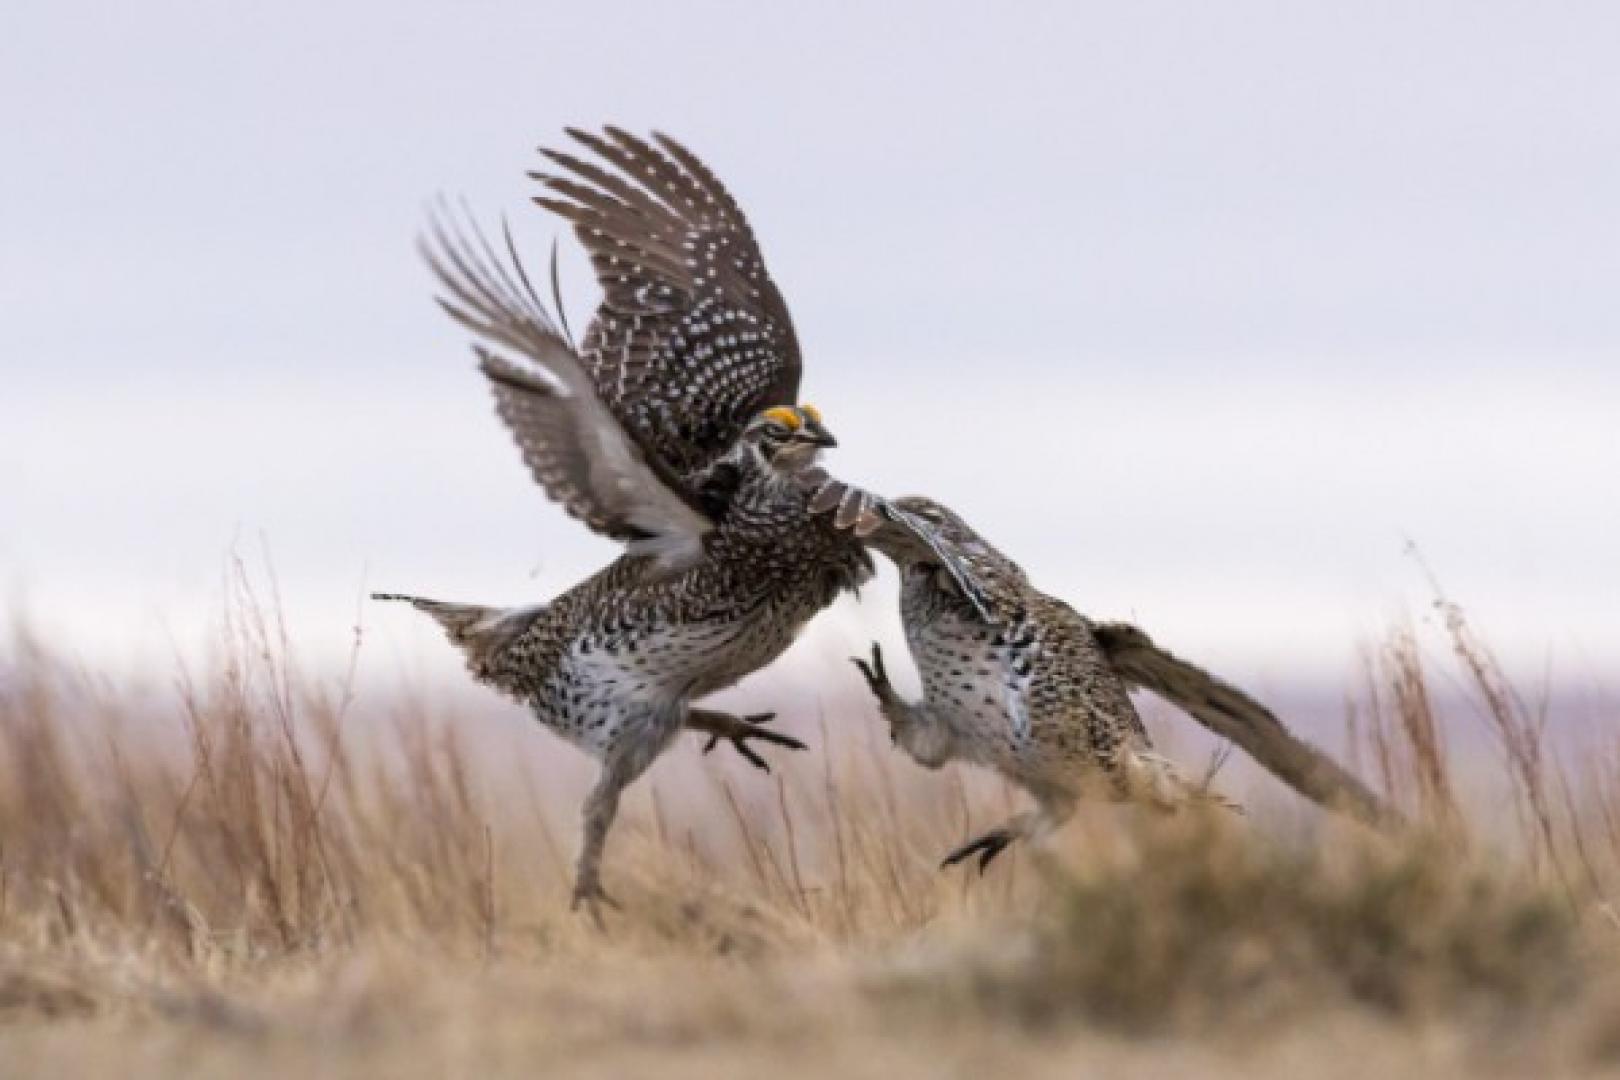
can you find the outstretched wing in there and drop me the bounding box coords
[423,206,714,574]
[531,127,803,477]
[798,473,1024,625]
[1090,622,1404,832]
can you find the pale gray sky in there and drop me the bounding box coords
[3,2,1617,687]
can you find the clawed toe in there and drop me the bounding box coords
[700,712,808,772]
[851,642,892,700]
[571,880,622,929]
[941,829,1016,874]
[731,739,770,772]
[741,713,808,751]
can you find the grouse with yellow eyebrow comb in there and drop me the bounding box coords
[803,479,1402,870]
[374,130,952,920]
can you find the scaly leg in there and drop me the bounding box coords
[851,641,905,720]
[572,726,672,928]
[573,762,630,928]
[941,812,1035,873]
[942,796,1076,875]
[685,708,807,772]
[853,642,956,769]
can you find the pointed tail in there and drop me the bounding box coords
[1094,621,1404,833]
[371,592,544,680]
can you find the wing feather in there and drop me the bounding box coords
[422,205,713,573]
[800,475,1012,624]
[532,127,803,476]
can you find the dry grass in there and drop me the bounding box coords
[3,573,1620,1076]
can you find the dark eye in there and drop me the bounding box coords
[763,421,791,440]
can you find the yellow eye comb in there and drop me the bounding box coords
[764,406,802,430]
[800,404,823,423]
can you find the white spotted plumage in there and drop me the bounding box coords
[387,131,863,918]
[837,493,1243,871]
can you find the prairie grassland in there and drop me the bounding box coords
[2,584,1618,1077]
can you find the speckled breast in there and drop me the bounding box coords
[901,568,1037,773]
[530,514,869,755]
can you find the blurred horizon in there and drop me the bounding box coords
[3,2,1617,691]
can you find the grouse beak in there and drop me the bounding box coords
[798,419,838,449]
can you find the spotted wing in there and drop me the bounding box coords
[423,207,714,574]
[531,127,802,477]
[799,474,1024,625]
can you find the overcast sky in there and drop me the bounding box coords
[2,2,1617,689]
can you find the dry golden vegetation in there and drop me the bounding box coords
[2,574,1618,1077]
